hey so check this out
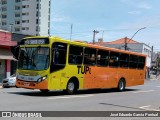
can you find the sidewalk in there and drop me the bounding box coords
[147,74,160,81]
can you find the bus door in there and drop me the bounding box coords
[49,42,67,90]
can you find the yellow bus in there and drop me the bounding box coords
[12,36,146,94]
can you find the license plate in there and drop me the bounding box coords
[23,82,30,86]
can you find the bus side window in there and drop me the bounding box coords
[129,55,138,69]
[109,52,120,67]
[50,42,67,72]
[97,50,109,66]
[84,48,96,66]
[138,56,145,69]
[119,53,129,68]
[69,45,83,64]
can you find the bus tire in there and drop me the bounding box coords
[117,79,125,92]
[66,80,78,95]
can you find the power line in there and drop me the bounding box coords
[50,26,160,35]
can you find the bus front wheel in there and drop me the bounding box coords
[66,80,77,95]
[117,79,125,91]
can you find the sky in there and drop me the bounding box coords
[50,0,160,51]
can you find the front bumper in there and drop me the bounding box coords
[16,79,48,90]
[3,82,16,87]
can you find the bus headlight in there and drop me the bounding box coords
[37,75,47,82]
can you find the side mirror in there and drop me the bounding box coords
[11,45,19,60]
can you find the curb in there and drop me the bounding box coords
[146,78,160,81]
[150,79,160,81]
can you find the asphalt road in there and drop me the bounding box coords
[0,80,160,120]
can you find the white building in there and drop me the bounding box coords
[0,0,51,36]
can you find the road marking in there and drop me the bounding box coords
[139,105,151,109]
[133,90,154,93]
[48,95,94,100]
[139,105,160,111]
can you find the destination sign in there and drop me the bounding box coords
[21,38,49,45]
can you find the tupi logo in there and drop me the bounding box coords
[77,66,91,74]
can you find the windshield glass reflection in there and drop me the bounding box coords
[18,47,49,70]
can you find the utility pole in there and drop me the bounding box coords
[151,46,153,67]
[93,30,99,44]
[124,37,128,50]
[70,24,73,40]
[102,31,104,40]
[156,53,159,78]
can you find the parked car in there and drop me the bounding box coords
[2,74,16,88]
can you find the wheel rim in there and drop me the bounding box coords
[68,82,75,92]
[119,81,124,90]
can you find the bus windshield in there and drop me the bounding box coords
[18,47,49,70]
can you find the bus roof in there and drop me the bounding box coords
[22,36,146,57]
[87,42,146,57]
[52,37,146,57]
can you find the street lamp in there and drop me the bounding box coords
[130,27,146,40]
[125,27,146,50]
[93,30,99,44]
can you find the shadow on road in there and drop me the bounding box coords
[7,88,139,97]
